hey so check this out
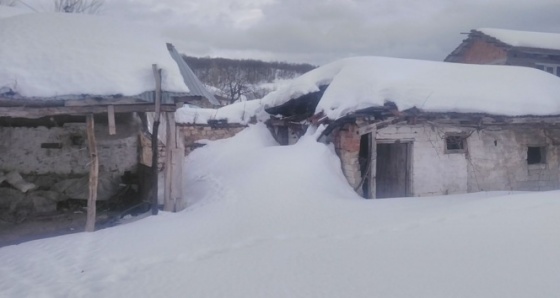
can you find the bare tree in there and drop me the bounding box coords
[0,0,17,6]
[54,0,103,14]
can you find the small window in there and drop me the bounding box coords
[535,63,560,77]
[445,134,467,154]
[527,146,546,164]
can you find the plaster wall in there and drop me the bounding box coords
[377,124,560,196]
[0,122,139,176]
[466,127,560,191]
[377,124,469,196]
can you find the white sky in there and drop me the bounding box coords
[14,0,560,65]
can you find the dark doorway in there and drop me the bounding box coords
[359,133,372,198]
[376,142,411,198]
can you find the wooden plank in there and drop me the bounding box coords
[107,105,116,135]
[0,104,177,119]
[173,125,185,211]
[163,112,175,211]
[85,114,99,232]
[64,97,148,107]
[151,64,162,215]
[369,131,377,199]
[358,123,376,135]
[0,97,65,107]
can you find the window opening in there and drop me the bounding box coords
[527,146,546,164]
[445,134,467,153]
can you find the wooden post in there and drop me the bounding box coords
[85,114,98,232]
[107,104,116,135]
[163,112,174,211]
[163,112,184,211]
[151,64,162,215]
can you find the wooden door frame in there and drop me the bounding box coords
[375,139,413,198]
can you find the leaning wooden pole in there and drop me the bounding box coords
[85,113,99,232]
[151,64,162,215]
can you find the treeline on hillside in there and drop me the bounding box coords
[183,55,316,104]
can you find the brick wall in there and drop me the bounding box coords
[455,39,508,64]
[333,123,362,193]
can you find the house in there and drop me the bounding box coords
[0,12,216,231]
[262,56,560,199]
[445,28,560,77]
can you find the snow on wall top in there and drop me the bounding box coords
[262,56,560,120]
[0,13,189,98]
[175,100,269,125]
[478,28,560,51]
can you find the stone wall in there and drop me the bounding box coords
[0,121,139,176]
[179,124,246,156]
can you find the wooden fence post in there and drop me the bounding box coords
[85,113,98,232]
[151,64,162,215]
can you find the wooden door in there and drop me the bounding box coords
[376,142,410,198]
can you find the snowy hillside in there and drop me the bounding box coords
[1,124,560,297]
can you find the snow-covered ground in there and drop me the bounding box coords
[1,124,560,298]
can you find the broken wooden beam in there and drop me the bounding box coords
[0,104,177,119]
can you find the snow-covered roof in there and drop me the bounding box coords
[477,28,560,51]
[176,100,269,125]
[262,56,560,120]
[0,13,189,98]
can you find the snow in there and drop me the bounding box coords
[1,124,560,297]
[262,56,560,120]
[479,28,560,51]
[175,99,269,125]
[0,13,189,98]
[0,5,31,19]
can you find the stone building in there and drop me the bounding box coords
[261,56,560,199]
[0,13,216,230]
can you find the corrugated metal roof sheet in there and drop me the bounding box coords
[167,43,219,106]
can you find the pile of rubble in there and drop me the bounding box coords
[0,171,119,223]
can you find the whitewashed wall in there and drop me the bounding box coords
[377,124,469,196]
[0,121,139,176]
[376,123,560,196]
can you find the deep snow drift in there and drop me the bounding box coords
[262,56,560,120]
[1,124,560,298]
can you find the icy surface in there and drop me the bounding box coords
[1,124,560,297]
[262,56,560,119]
[479,28,560,50]
[175,99,269,124]
[0,13,188,98]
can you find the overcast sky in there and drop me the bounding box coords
[22,0,560,65]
